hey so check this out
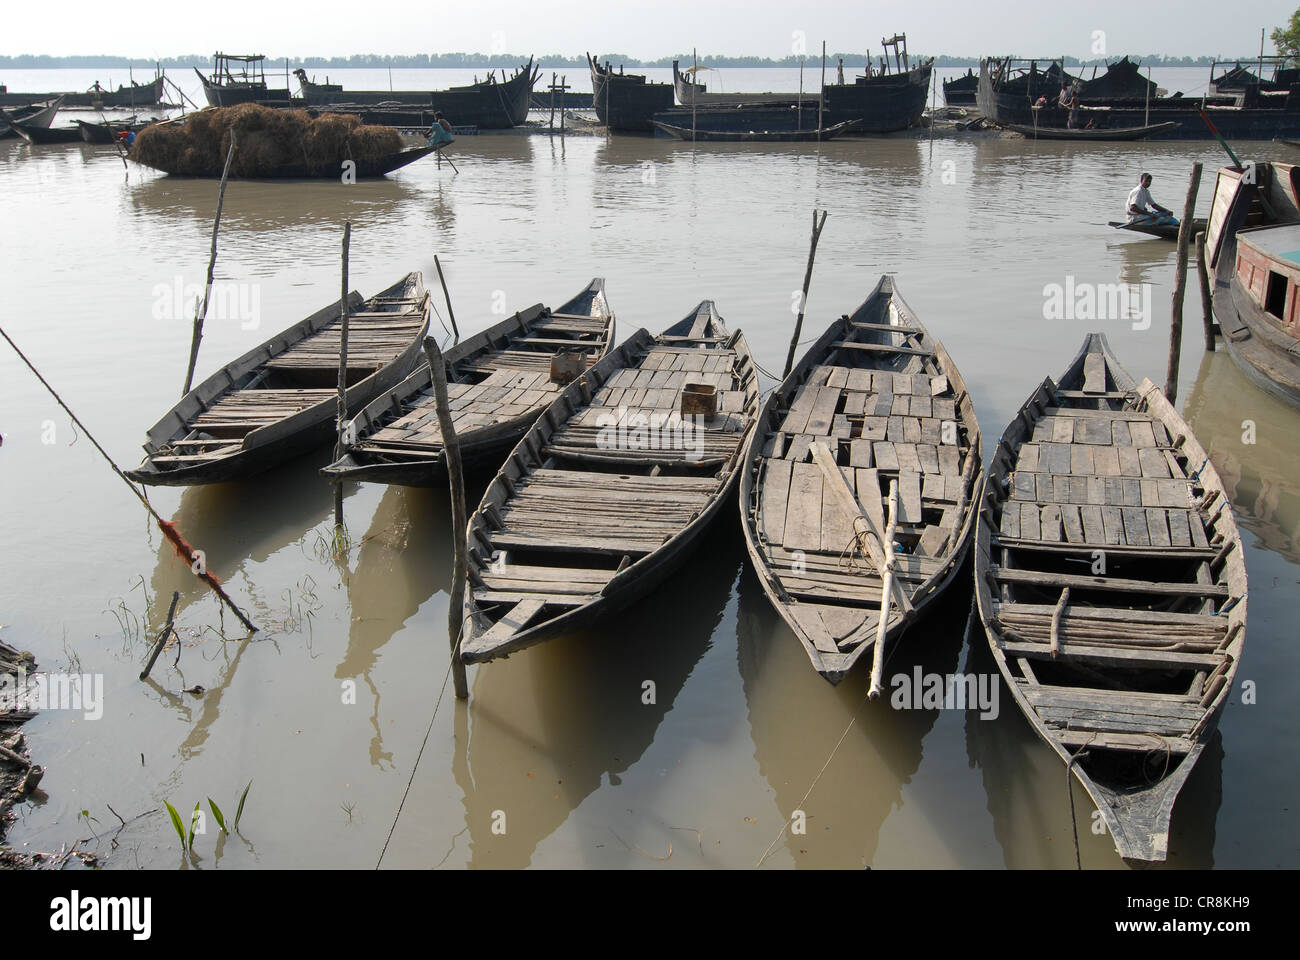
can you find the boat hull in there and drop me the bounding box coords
[0,77,166,108]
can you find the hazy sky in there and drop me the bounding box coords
[4,0,1296,59]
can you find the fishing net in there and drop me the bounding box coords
[131,103,403,177]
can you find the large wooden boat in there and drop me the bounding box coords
[978,55,1300,140]
[458,302,758,664]
[738,275,983,683]
[196,53,293,107]
[672,60,802,108]
[126,274,430,486]
[588,54,674,132]
[1002,120,1179,140]
[974,333,1247,862]
[322,278,615,486]
[0,76,167,109]
[942,68,979,107]
[131,141,435,179]
[1204,160,1300,408]
[293,60,538,128]
[651,118,861,141]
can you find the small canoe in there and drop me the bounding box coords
[322,278,615,486]
[738,275,984,683]
[1107,217,1206,240]
[974,333,1247,863]
[651,118,862,142]
[76,117,154,143]
[458,302,758,664]
[127,274,431,486]
[1002,120,1179,141]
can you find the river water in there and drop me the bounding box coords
[0,66,1296,869]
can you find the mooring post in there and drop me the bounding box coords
[818,41,826,139]
[434,254,459,342]
[692,48,698,142]
[423,336,469,700]
[182,132,236,397]
[1195,230,1216,351]
[334,221,352,528]
[783,209,829,379]
[1166,162,1203,404]
[549,71,556,131]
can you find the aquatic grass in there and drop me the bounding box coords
[208,797,228,835]
[187,802,201,850]
[235,779,252,831]
[163,801,187,853]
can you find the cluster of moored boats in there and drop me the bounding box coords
[112,154,1300,863]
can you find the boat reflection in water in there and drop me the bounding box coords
[737,560,966,868]
[1183,349,1300,563]
[437,523,736,867]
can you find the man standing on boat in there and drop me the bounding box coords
[1127,172,1172,223]
[428,112,454,148]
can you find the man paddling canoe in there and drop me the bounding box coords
[1126,172,1174,225]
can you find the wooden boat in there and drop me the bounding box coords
[0,97,61,138]
[12,121,82,144]
[1205,160,1300,408]
[651,118,862,142]
[738,275,983,684]
[76,117,154,144]
[1002,120,1179,140]
[196,53,292,107]
[974,333,1247,863]
[1107,216,1206,240]
[130,138,436,179]
[942,69,979,107]
[458,302,758,664]
[588,54,674,132]
[322,279,615,486]
[126,274,430,486]
[295,61,538,128]
[672,59,801,108]
[0,77,167,109]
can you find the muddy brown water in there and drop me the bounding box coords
[0,97,1296,867]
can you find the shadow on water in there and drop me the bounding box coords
[1109,234,1177,286]
[736,556,968,868]
[1183,349,1300,563]
[962,606,1222,869]
[449,517,735,868]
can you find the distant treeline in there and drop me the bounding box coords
[0,52,1267,70]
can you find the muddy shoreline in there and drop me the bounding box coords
[0,637,40,868]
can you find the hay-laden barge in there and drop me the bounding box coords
[129,104,434,178]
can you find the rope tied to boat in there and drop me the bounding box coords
[1064,736,1096,870]
[1187,456,1210,483]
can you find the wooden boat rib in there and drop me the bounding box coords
[974,333,1247,863]
[458,302,759,664]
[650,118,862,142]
[126,273,430,486]
[1001,120,1179,140]
[322,278,615,486]
[739,275,984,684]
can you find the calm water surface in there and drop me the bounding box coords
[0,81,1296,868]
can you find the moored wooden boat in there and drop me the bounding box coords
[322,278,615,486]
[974,333,1247,862]
[126,274,430,486]
[12,120,82,144]
[1002,120,1179,140]
[458,302,758,664]
[1205,160,1300,408]
[588,54,675,132]
[0,76,167,109]
[131,143,435,179]
[650,118,862,142]
[739,275,983,683]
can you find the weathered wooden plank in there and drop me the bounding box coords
[1120,507,1151,546]
[759,458,794,545]
[1021,502,1041,540]
[1079,504,1105,543]
[783,461,826,551]
[898,469,923,524]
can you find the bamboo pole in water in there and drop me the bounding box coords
[1196,230,1217,351]
[818,41,825,140]
[334,221,352,527]
[1166,163,1203,404]
[434,255,459,342]
[783,210,828,378]
[423,336,469,699]
[182,133,236,397]
[868,479,900,700]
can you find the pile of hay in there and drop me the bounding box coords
[131,103,404,177]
